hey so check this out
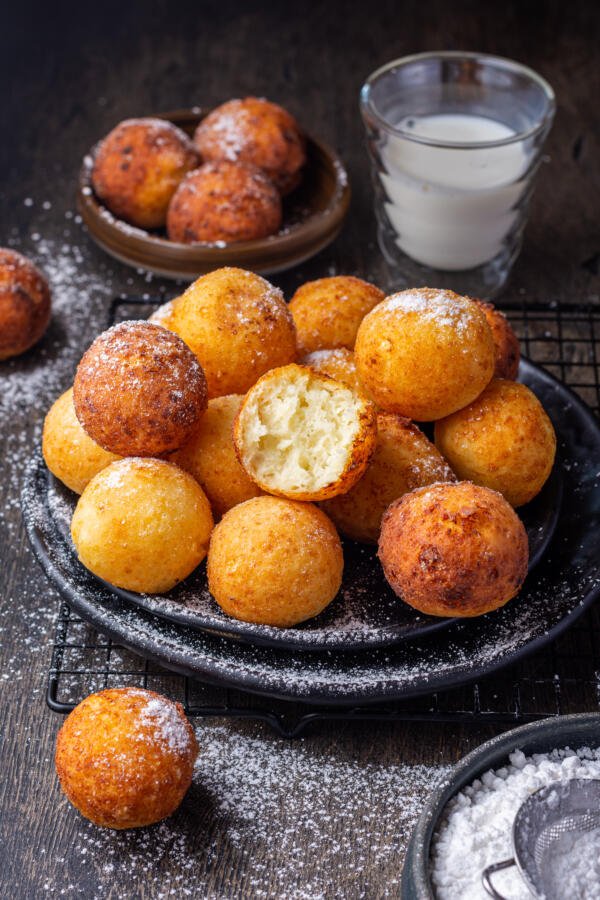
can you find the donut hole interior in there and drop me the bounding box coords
[239,369,364,493]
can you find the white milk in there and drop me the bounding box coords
[379,113,529,271]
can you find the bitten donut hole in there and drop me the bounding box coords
[235,365,376,499]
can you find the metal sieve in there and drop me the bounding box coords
[482,777,600,899]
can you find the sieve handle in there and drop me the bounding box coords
[482,858,518,899]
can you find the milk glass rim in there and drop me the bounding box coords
[360,50,556,149]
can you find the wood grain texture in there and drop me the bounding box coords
[0,1,599,897]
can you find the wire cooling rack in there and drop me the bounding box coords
[46,299,600,737]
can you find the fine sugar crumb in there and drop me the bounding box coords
[431,745,600,900]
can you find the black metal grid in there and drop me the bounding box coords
[46,299,600,737]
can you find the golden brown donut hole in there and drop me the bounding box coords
[148,299,177,329]
[0,248,51,361]
[233,363,377,502]
[91,118,199,229]
[42,388,120,494]
[355,288,495,421]
[172,394,263,518]
[55,687,198,829]
[289,276,384,355]
[194,97,306,195]
[378,481,529,618]
[73,320,208,457]
[167,161,282,244]
[321,413,456,544]
[71,458,213,594]
[434,378,557,507]
[169,267,297,398]
[474,299,521,380]
[207,496,343,627]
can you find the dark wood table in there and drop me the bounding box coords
[2,2,599,897]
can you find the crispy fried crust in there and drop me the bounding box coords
[321,413,456,543]
[42,388,120,494]
[289,276,385,355]
[434,378,557,507]
[55,687,198,829]
[354,288,495,420]
[378,482,529,617]
[0,248,51,360]
[207,496,343,627]
[71,458,213,594]
[474,299,520,380]
[233,363,377,502]
[92,118,199,229]
[173,394,263,518]
[194,97,306,195]
[73,321,207,457]
[167,160,282,243]
[169,267,297,398]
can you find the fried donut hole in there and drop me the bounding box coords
[289,276,384,355]
[434,379,557,507]
[0,248,51,361]
[167,161,282,244]
[55,687,198,829]
[301,348,365,395]
[207,496,343,627]
[71,458,213,593]
[378,481,529,618]
[355,288,495,420]
[194,97,306,195]
[91,118,199,229]
[73,321,207,457]
[234,364,377,502]
[322,414,456,544]
[43,388,120,494]
[173,394,263,518]
[169,267,297,398]
[474,300,520,380]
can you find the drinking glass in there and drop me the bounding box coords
[360,52,555,298]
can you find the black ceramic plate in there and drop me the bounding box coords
[38,358,561,653]
[22,361,600,703]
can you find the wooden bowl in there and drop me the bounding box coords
[77,108,351,279]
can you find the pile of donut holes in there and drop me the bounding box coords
[42,266,557,627]
[91,97,306,243]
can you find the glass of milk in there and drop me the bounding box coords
[360,52,555,298]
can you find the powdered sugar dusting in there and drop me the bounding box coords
[131,691,194,755]
[52,721,446,899]
[381,288,476,332]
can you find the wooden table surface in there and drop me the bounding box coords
[1,2,599,898]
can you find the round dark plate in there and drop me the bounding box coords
[78,108,351,279]
[401,712,600,899]
[43,376,562,654]
[22,361,600,704]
